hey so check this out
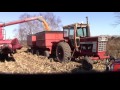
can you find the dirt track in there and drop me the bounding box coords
[0,47,106,74]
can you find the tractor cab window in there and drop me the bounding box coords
[69,28,74,36]
[77,27,87,37]
[69,28,74,39]
[69,28,74,47]
[63,28,74,38]
[63,28,69,37]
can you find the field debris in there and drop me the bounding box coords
[0,47,107,74]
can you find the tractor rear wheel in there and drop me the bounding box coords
[56,42,71,63]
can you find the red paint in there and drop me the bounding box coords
[80,37,98,57]
[27,31,64,54]
[80,36,98,42]
[27,35,36,46]
[28,31,109,61]
[112,63,120,71]
[0,27,3,40]
[79,36,109,60]
[98,51,109,59]
[0,38,22,50]
[0,40,12,48]
[34,31,63,53]
[0,17,40,27]
[11,38,22,50]
[36,31,63,48]
[91,57,99,60]
[0,16,45,54]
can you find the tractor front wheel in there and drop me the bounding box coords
[82,56,93,71]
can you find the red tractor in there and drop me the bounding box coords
[27,17,110,70]
[0,16,50,60]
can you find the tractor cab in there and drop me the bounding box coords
[63,17,90,50]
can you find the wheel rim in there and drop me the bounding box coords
[57,46,64,61]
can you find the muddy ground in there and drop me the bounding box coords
[0,47,107,74]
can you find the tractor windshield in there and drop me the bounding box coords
[77,27,87,37]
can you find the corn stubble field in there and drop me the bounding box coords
[0,37,119,74]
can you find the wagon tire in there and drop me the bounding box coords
[44,51,50,58]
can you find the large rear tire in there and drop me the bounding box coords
[56,42,71,63]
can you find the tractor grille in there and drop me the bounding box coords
[98,41,107,51]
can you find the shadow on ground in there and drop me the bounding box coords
[71,65,98,73]
[71,59,107,73]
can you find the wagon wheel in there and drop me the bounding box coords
[44,51,50,58]
[31,49,35,55]
[36,50,40,56]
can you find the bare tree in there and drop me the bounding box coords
[113,12,120,27]
[39,12,62,30]
[14,12,62,45]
